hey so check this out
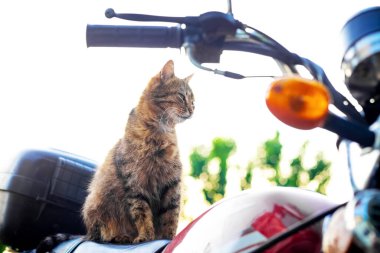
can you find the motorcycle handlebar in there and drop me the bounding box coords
[86,25,182,48]
[324,113,375,148]
[85,14,379,150]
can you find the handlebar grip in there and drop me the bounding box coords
[86,25,182,48]
[324,113,375,148]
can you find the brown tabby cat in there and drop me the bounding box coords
[82,60,194,244]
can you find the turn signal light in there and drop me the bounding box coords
[266,77,330,130]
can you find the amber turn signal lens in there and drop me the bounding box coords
[266,77,330,130]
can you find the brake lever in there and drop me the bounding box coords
[105,9,242,35]
[105,8,198,24]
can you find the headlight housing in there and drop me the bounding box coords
[341,7,380,106]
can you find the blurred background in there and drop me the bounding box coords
[0,0,377,233]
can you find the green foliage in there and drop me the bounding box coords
[189,138,236,204]
[252,131,331,194]
[0,244,5,253]
[240,161,254,191]
[260,131,282,185]
[189,132,331,207]
[189,147,208,178]
[262,131,282,170]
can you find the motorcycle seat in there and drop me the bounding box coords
[51,238,171,253]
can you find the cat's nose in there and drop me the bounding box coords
[188,105,194,115]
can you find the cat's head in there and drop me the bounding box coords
[141,60,195,126]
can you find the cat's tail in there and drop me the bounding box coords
[35,233,80,253]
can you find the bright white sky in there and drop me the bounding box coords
[0,0,377,202]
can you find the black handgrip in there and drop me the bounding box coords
[323,113,375,147]
[86,25,182,48]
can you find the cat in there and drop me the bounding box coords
[35,60,194,252]
[82,59,194,244]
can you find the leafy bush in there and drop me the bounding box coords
[189,132,331,206]
[190,138,236,204]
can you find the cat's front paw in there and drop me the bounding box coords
[132,236,150,244]
[112,235,134,244]
[132,232,154,244]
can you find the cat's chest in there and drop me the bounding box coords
[136,155,181,193]
[123,136,181,185]
[141,157,181,181]
[147,136,178,157]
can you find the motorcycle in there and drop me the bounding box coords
[1,2,379,253]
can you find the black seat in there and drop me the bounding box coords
[51,238,171,253]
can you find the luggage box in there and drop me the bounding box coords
[0,149,96,250]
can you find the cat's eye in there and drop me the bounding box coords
[178,93,186,102]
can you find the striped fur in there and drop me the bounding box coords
[82,60,194,243]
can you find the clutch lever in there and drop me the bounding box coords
[105,8,242,34]
[105,8,198,24]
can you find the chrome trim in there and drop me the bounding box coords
[342,31,380,79]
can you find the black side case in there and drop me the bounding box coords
[0,149,96,250]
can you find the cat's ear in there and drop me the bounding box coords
[184,73,194,83]
[160,60,175,83]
